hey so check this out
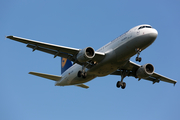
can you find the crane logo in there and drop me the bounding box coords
[61,58,67,68]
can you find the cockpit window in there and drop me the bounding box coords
[146,26,152,28]
[138,26,152,30]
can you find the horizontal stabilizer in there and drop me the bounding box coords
[75,84,89,89]
[29,72,62,81]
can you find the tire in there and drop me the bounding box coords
[121,82,126,89]
[136,57,139,61]
[82,72,87,78]
[77,71,82,77]
[116,81,121,88]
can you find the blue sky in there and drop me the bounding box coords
[1,0,180,120]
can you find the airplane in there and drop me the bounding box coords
[7,24,177,89]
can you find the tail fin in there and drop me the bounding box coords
[61,58,73,74]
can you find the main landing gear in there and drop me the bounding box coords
[77,65,88,78]
[135,48,142,62]
[116,70,129,89]
[77,70,87,78]
[77,61,97,79]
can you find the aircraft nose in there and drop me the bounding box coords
[142,28,158,44]
[150,28,158,39]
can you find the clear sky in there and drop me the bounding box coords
[1,0,180,120]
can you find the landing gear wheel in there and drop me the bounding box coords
[116,81,126,89]
[121,82,126,89]
[77,71,87,78]
[82,72,87,78]
[116,81,121,88]
[136,57,142,62]
[77,71,82,77]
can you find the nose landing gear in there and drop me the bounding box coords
[135,48,142,62]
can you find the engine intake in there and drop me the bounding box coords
[136,64,154,78]
[76,47,95,63]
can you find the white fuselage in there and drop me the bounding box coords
[55,24,158,86]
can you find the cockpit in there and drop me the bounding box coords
[138,25,152,30]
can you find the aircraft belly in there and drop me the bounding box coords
[95,64,118,76]
[88,50,128,76]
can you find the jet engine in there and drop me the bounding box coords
[76,47,95,63]
[136,64,154,78]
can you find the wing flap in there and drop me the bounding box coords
[29,72,62,81]
[26,44,72,59]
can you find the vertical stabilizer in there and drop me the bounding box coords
[61,58,73,74]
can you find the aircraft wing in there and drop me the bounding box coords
[111,61,177,85]
[7,36,105,67]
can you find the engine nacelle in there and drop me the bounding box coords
[136,64,154,78]
[76,47,95,63]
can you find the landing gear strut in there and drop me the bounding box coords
[116,70,129,89]
[135,48,142,62]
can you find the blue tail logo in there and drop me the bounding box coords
[61,58,72,74]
